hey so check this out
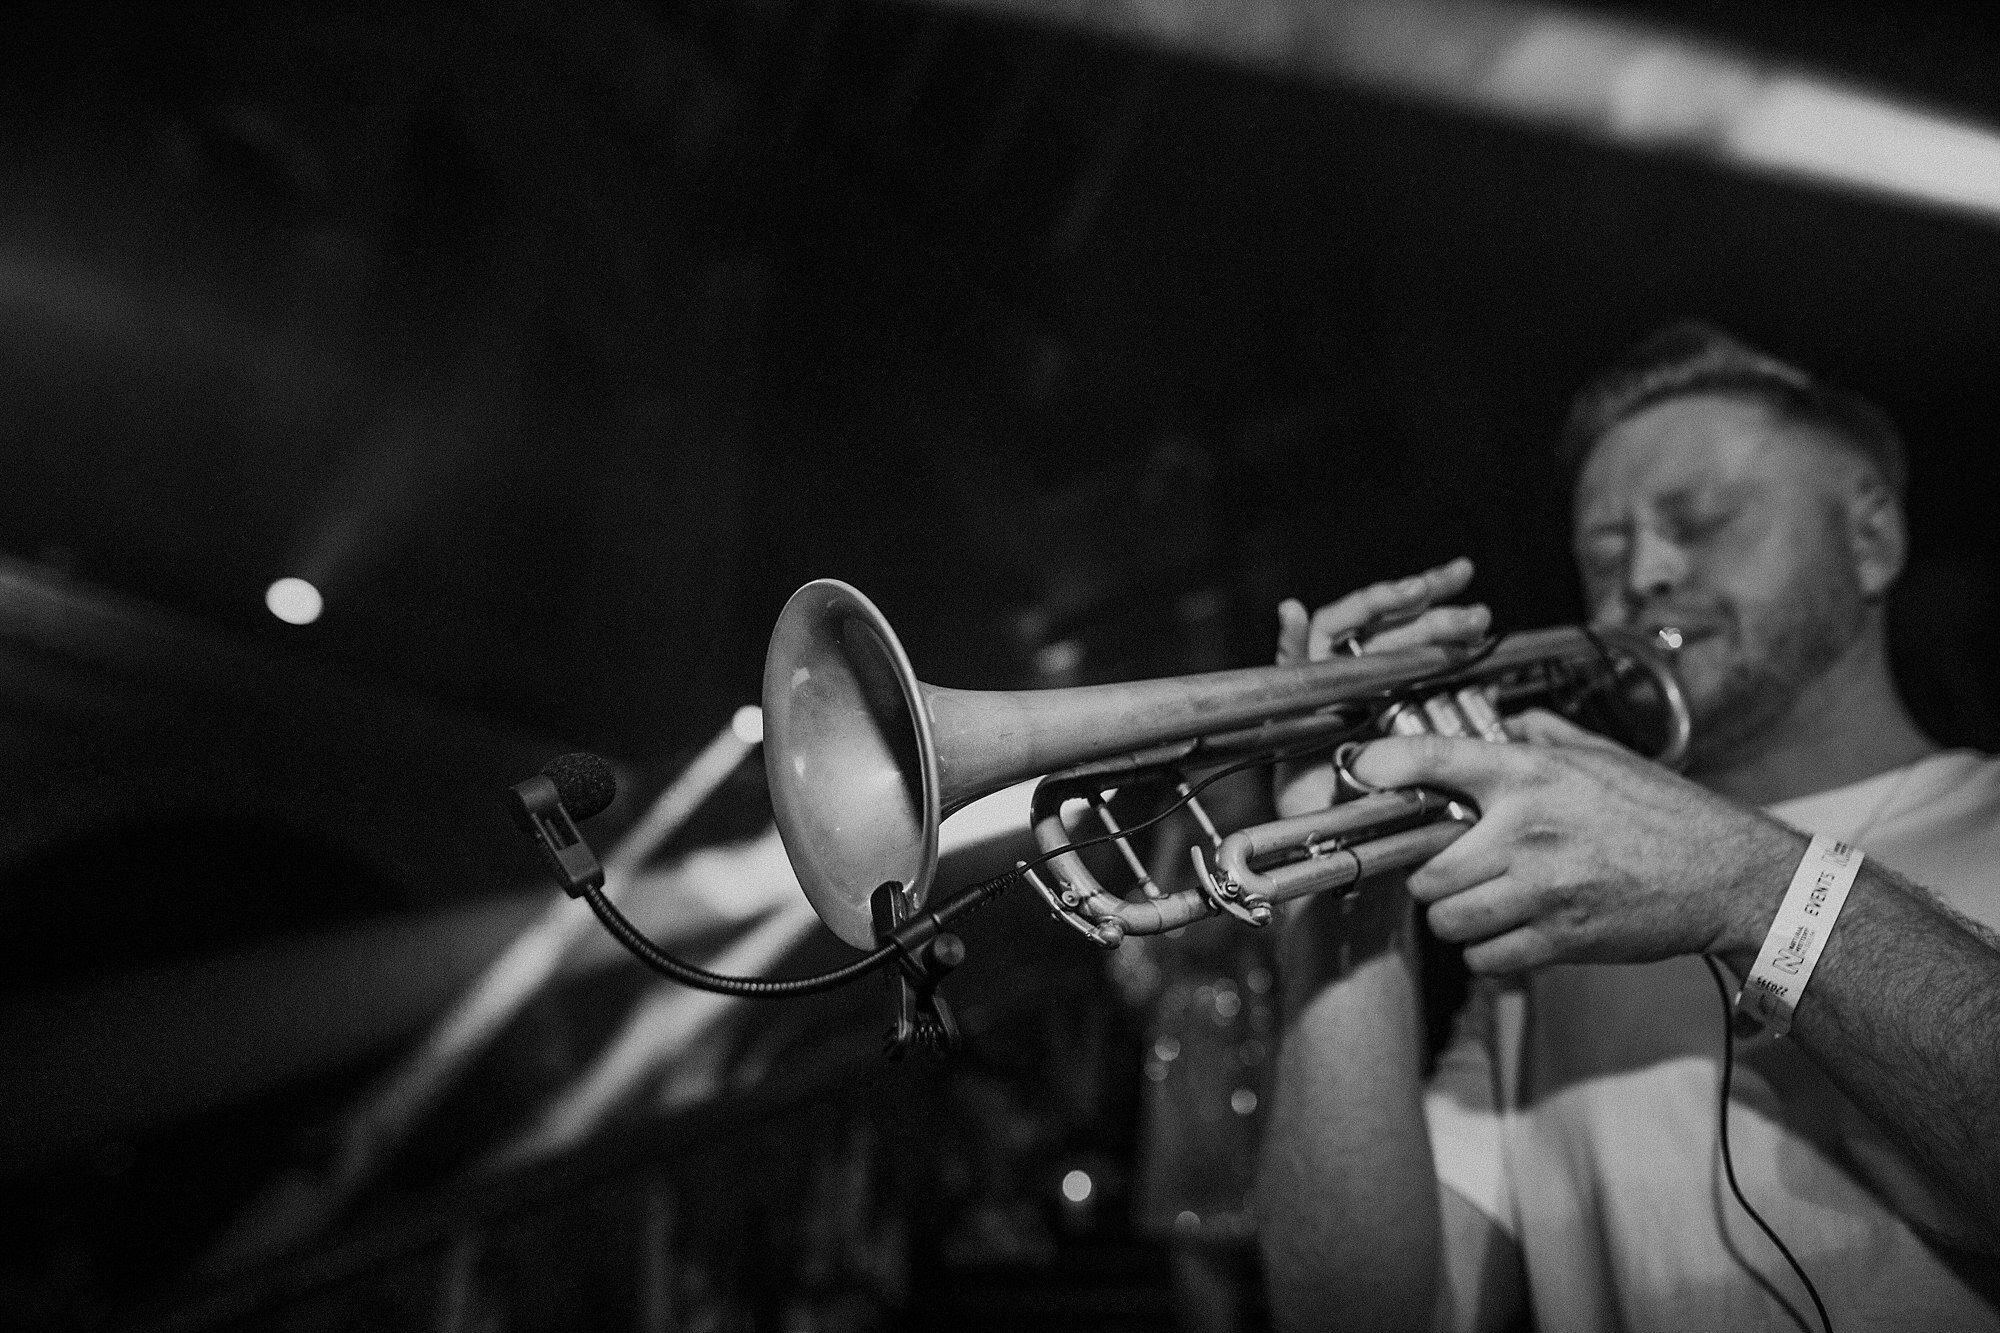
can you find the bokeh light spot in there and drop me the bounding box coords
[265,577,323,625]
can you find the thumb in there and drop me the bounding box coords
[1276,599,1309,666]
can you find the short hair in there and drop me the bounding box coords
[1560,322,1907,497]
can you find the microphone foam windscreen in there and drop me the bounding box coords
[543,752,617,821]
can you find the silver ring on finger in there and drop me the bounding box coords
[1333,741,1380,798]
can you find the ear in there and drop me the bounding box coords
[1844,476,1905,600]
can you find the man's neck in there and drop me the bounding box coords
[1691,632,1938,808]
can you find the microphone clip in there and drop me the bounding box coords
[873,881,963,1059]
[508,773,607,898]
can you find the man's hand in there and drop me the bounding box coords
[1275,558,1490,818]
[1347,710,1804,974]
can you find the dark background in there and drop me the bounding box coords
[6,0,2000,758]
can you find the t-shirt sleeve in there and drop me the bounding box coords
[1424,976,1518,1241]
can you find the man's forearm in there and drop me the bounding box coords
[1774,863,2000,1247]
[1258,888,1443,1333]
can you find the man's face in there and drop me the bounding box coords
[1572,393,1868,769]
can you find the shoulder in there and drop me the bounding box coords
[1937,748,2000,797]
[1866,749,2000,927]
[1884,749,2000,829]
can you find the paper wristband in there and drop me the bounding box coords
[1736,834,1863,1037]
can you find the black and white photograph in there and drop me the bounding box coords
[2,0,1998,1329]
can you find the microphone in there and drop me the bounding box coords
[508,753,617,896]
[541,752,617,821]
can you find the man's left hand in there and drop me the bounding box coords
[1347,710,1804,974]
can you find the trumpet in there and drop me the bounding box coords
[762,580,1690,951]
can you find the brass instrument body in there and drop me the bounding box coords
[763,579,1689,950]
[1022,626,1689,943]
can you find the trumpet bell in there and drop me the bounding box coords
[762,580,940,948]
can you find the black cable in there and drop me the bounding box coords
[1702,954,1834,1333]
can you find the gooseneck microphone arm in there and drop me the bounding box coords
[507,739,1329,1057]
[508,753,992,1001]
[576,879,895,996]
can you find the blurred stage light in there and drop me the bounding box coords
[1728,78,2000,219]
[942,0,2000,227]
[1061,1168,1095,1203]
[266,577,323,625]
[1478,11,2000,224]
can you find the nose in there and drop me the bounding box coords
[1624,529,1688,604]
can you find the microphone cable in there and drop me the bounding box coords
[1702,953,1834,1333]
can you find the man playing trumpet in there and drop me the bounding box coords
[1259,325,2000,1331]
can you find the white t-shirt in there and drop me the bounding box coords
[1425,749,2000,1332]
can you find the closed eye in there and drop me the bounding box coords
[1667,506,1737,544]
[1575,531,1627,579]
